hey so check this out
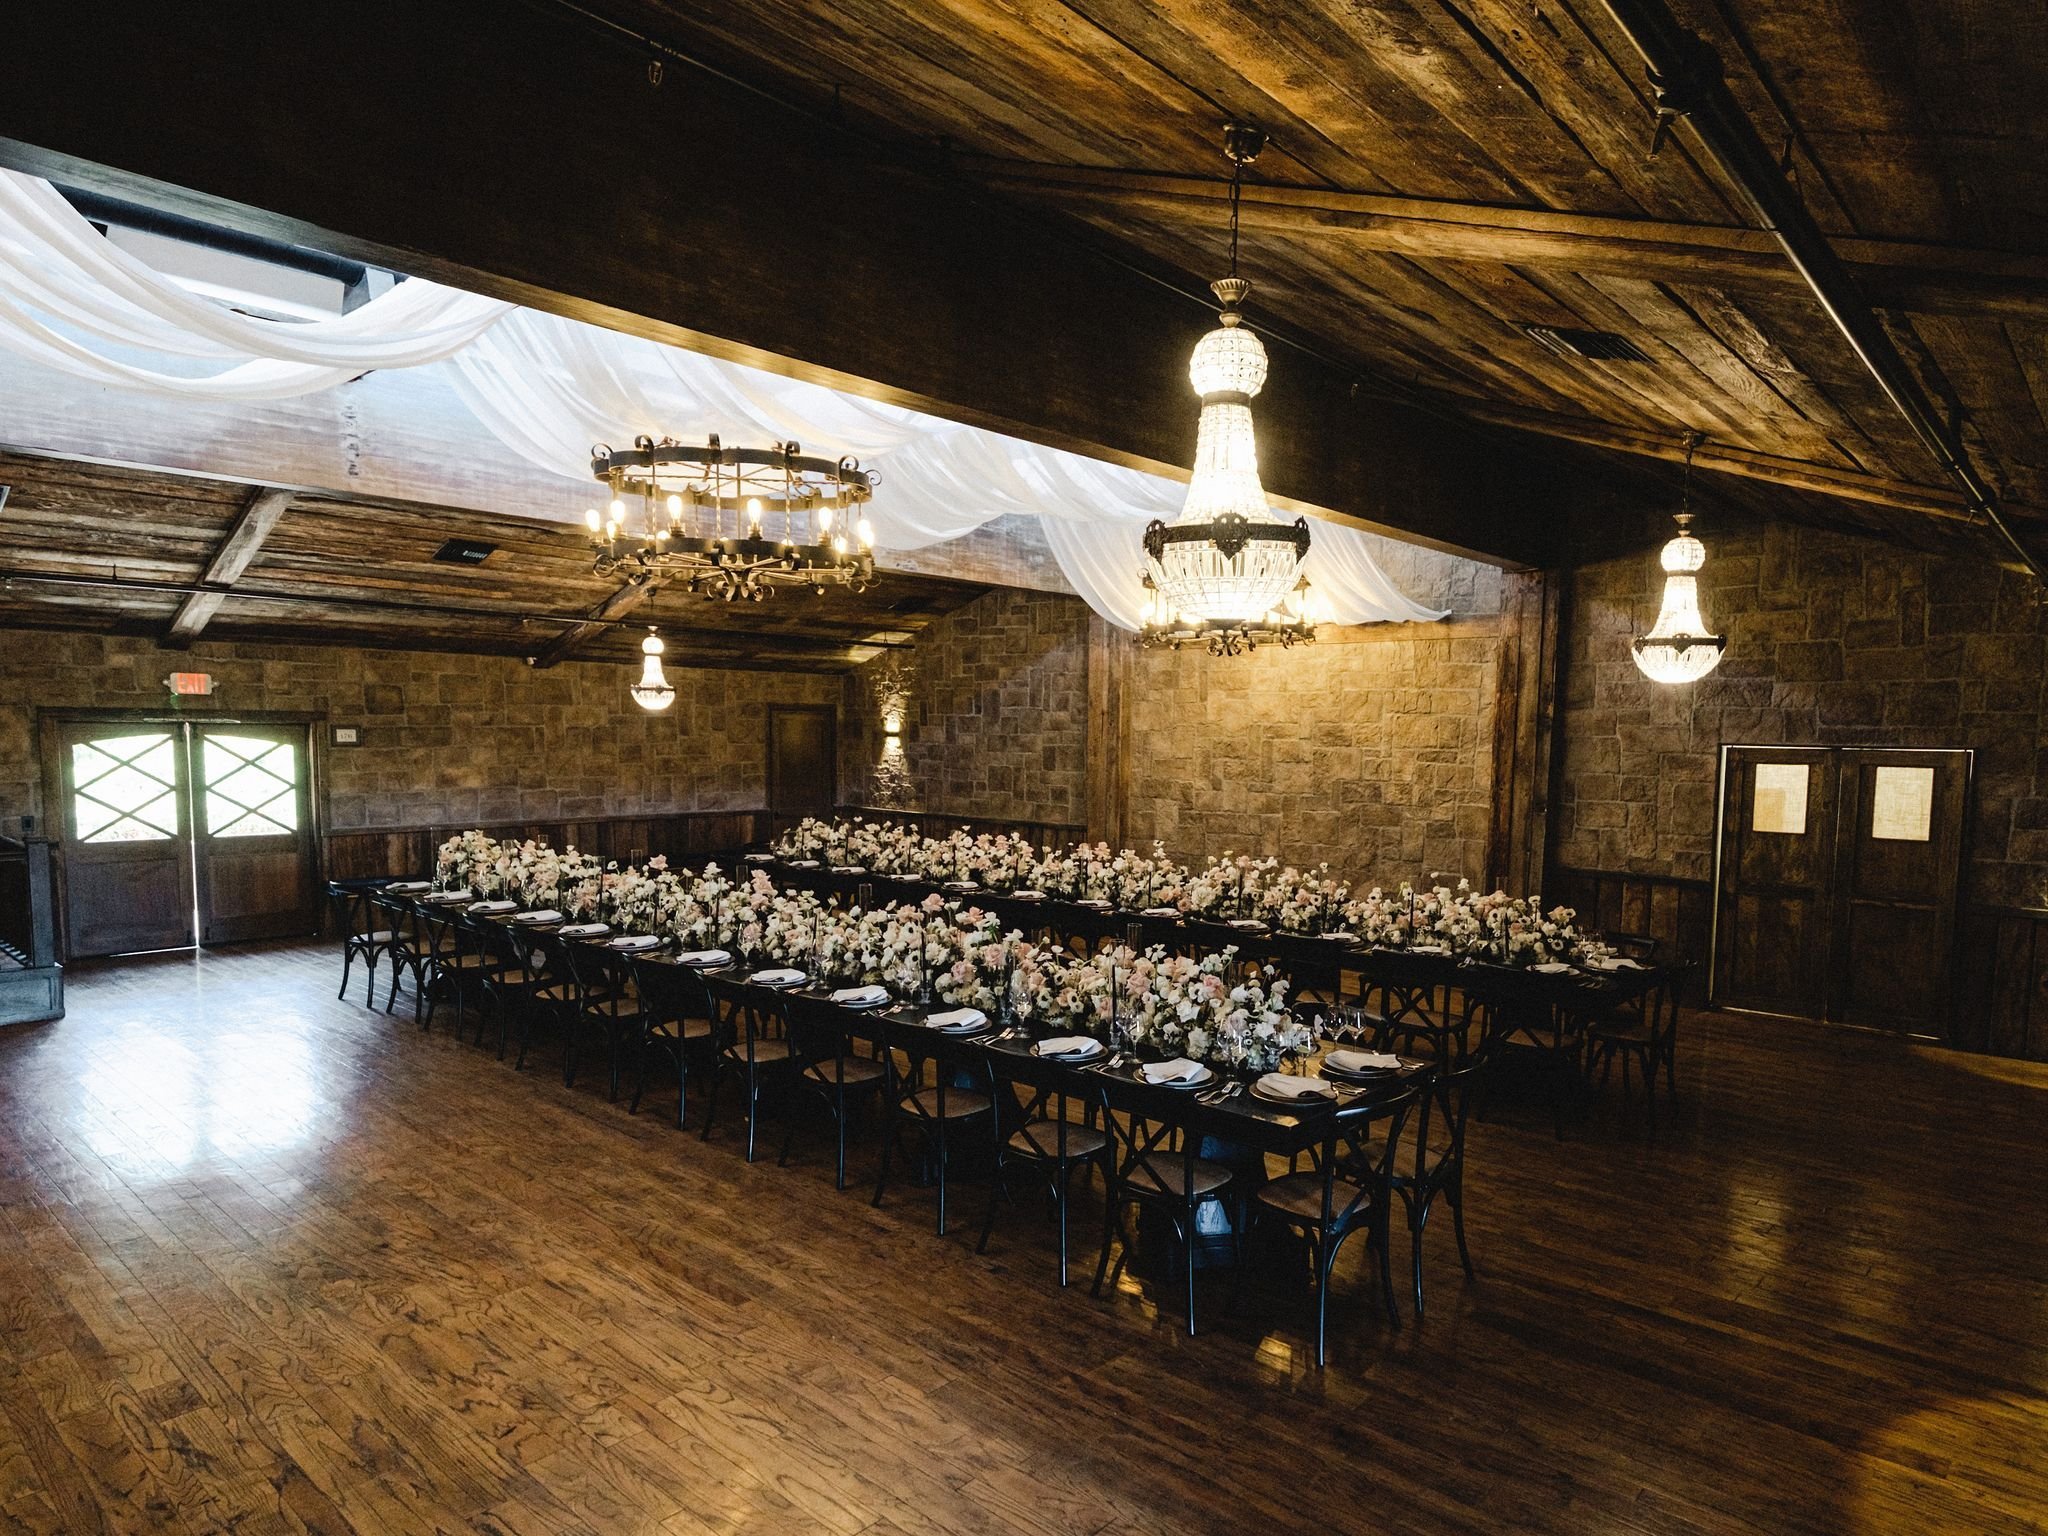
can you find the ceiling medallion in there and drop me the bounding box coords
[1633,432,1727,685]
[586,434,876,602]
[1139,122,1318,655]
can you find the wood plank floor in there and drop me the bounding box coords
[2,942,2045,1535]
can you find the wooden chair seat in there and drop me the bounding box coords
[1256,1170,1367,1225]
[1586,1016,1654,1044]
[803,1056,886,1088]
[905,1087,992,1121]
[724,1039,793,1065]
[1124,1154,1231,1200]
[442,953,492,972]
[1008,1120,1107,1160]
[492,969,540,988]
[358,929,397,945]
[536,983,581,1004]
[657,1016,714,1042]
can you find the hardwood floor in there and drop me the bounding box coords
[2,942,2045,1535]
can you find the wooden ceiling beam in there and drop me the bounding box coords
[0,3,1557,567]
[165,485,294,646]
[525,573,665,670]
[968,162,2048,320]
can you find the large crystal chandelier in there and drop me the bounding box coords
[1633,433,1727,684]
[1141,123,1313,655]
[587,435,876,602]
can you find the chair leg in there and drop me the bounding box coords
[744,1072,760,1163]
[1090,1191,1118,1298]
[1376,1210,1402,1331]
[1411,1198,1429,1320]
[701,1060,723,1141]
[1184,1196,1199,1336]
[338,946,354,1000]
[835,1089,851,1191]
[1314,1233,1337,1368]
[676,1047,689,1132]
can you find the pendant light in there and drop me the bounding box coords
[1633,434,1726,684]
[630,627,676,711]
[1140,123,1312,651]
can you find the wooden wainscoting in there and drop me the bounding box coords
[322,809,772,883]
[1547,866,1714,968]
[1954,905,2048,1060]
[833,804,1089,849]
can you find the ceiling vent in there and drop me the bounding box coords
[432,538,496,566]
[1523,325,1652,363]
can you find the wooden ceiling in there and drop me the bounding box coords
[621,0,2048,565]
[0,453,989,672]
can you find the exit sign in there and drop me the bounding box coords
[166,671,216,696]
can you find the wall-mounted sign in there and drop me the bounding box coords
[165,671,215,697]
[1752,762,1810,835]
[331,725,360,746]
[1870,765,1935,842]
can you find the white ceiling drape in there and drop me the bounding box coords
[0,168,1446,628]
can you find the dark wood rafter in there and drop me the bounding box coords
[164,485,295,645]
[526,570,667,669]
[963,159,2048,321]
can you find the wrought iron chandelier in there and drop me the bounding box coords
[586,434,876,602]
[1140,122,1315,655]
[1633,433,1727,684]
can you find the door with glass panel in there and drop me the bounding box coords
[1713,746,1838,1018]
[193,724,318,943]
[57,722,196,956]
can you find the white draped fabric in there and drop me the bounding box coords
[0,171,510,398]
[0,170,1446,628]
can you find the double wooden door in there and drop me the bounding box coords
[1714,746,1970,1035]
[55,718,320,957]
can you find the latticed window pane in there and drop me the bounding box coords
[202,735,298,838]
[72,734,180,843]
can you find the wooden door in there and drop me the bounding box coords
[1828,749,1970,1035]
[767,706,837,834]
[194,724,319,943]
[56,721,195,957]
[1713,746,1838,1017]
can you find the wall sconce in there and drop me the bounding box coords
[882,709,902,738]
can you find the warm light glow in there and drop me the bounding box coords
[856,517,876,549]
[1634,519,1726,684]
[608,496,626,521]
[666,492,684,520]
[745,496,764,532]
[883,710,902,735]
[817,504,835,532]
[584,506,601,532]
[630,629,676,711]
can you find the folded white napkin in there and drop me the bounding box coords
[1592,956,1645,971]
[749,967,806,986]
[1141,905,1180,918]
[468,900,516,914]
[1257,1072,1335,1101]
[1326,1049,1403,1073]
[788,859,820,869]
[558,922,610,938]
[1531,961,1573,974]
[1140,1057,1204,1084]
[608,934,661,951]
[830,865,867,875]
[1008,889,1047,900]
[423,889,474,903]
[1075,898,1112,909]
[1409,943,1448,955]
[1035,1035,1100,1058]
[942,881,978,891]
[385,881,432,893]
[1228,918,1267,930]
[831,984,889,1006]
[744,852,775,862]
[675,947,731,966]
[1319,930,1359,942]
[512,909,564,924]
[925,1006,987,1030]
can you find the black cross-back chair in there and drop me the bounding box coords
[977,1052,1110,1286]
[1586,962,1689,1140]
[699,973,797,1162]
[415,903,488,1033]
[1358,948,1466,1063]
[328,882,403,1007]
[477,917,556,1065]
[780,992,889,1189]
[1251,1078,1420,1364]
[367,886,424,1014]
[560,936,644,1097]
[1091,1084,1247,1335]
[626,956,717,1128]
[872,1026,996,1236]
[1356,1056,1484,1319]
[1466,963,1586,1140]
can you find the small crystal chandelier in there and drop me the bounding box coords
[588,435,876,602]
[629,627,676,711]
[1633,434,1727,685]
[1140,123,1313,655]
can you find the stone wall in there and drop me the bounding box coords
[1557,521,2048,908]
[843,587,1091,829]
[1,632,840,835]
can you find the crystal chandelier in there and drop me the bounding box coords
[629,627,676,711]
[1633,434,1727,684]
[588,435,876,602]
[1140,123,1314,655]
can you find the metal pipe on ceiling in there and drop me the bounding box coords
[1594,0,2046,585]
[0,567,918,652]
